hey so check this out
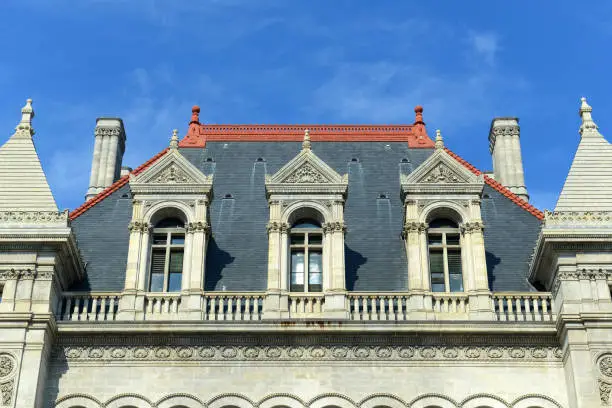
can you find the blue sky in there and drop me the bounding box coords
[1,1,611,211]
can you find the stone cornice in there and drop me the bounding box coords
[0,210,69,226]
[0,268,53,281]
[544,210,612,227]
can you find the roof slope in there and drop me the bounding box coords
[555,98,612,212]
[0,100,58,211]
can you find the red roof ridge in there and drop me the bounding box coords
[69,148,169,220]
[444,147,544,220]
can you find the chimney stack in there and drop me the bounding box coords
[488,117,529,201]
[86,118,126,201]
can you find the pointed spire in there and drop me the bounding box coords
[14,98,35,138]
[302,128,311,150]
[579,97,600,137]
[170,129,179,150]
[434,129,444,149]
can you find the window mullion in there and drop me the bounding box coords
[163,232,171,291]
[304,233,309,293]
[442,232,450,292]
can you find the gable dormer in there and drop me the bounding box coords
[263,130,348,319]
[118,131,213,320]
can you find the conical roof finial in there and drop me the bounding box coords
[579,97,600,137]
[15,98,35,137]
[170,129,179,150]
[302,128,311,150]
[434,129,444,149]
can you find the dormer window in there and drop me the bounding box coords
[149,217,185,292]
[290,219,323,292]
[428,218,463,292]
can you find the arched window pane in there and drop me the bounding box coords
[428,218,463,293]
[149,217,185,292]
[155,217,184,228]
[292,219,321,229]
[428,218,458,228]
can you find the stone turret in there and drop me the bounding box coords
[86,117,126,200]
[488,117,529,201]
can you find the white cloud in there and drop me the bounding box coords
[468,31,500,66]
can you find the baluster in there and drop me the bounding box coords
[495,297,504,321]
[211,297,218,320]
[108,296,115,320]
[542,297,551,321]
[515,297,524,321]
[397,296,405,321]
[64,297,72,321]
[506,296,515,320]
[101,296,108,321]
[532,297,541,321]
[71,297,80,321]
[370,297,378,321]
[524,296,533,321]
[242,297,249,321]
[228,297,235,320]
[202,297,209,320]
[89,297,98,321]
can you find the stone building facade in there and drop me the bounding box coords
[0,98,610,408]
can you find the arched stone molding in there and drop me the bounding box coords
[358,393,407,408]
[105,393,153,408]
[259,394,306,408]
[460,394,508,408]
[409,394,457,408]
[143,201,194,226]
[207,394,256,408]
[309,394,356,408]
[55,394,102,408]
[157,393,204,408]
[418,201,468,225]
[511,395,563,408]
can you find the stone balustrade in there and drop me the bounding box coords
[288,293,325,317]
[492,292,554,322]
[56,291,555,322]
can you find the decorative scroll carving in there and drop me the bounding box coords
[322,222,346,233]
[0,210,68,224]
[402,222,427,237]
[0,269,49,280]
[0,379,13,405]
[59,344,561,362]
[421,164,463,184]
[94,127,122,137]
[461,221,485,234]
[152,164,192,184]
[601,355,612,377]
[491,125,520,137]
[266,222,289,234]
[600,379,612,405]
[544,210,612,226]
[282,164,329,184]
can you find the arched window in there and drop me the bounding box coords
[149,217,185,292]
[427,218,463,292]
[290,219,323,292]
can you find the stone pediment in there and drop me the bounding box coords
[130,148,212,194]
[401,149,483,194]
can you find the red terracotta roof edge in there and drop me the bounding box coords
[443,147,544,220]
[69,148,169,220]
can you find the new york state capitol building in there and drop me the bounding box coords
[1,95,612,408]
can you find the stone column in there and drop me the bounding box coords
[96,134,109,190]
[105,133,120,186]
[465,221,494,320]
[262,203,285,318]
[183,218,209,319]
[323,213,349,318]
[404,221,429,317]
[86,133,103,200]
[118,201,147,320]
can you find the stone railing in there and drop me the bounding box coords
[431,292,470,315]
[288,293,325,317]
[492,292,554,322]
[203,292,264,321]
[59,292,120,321]
[348,293,410,321]
[57,291,554,323]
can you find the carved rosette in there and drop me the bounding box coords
[492,125,520,137]
[0,354,16,406]
[94,127,122,137]
[186,222,210,234]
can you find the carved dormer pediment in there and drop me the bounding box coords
[130,147,213,195]
[401,149,484,196]
[266,143,348,196]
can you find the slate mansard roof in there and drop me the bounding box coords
[70,109,543,292]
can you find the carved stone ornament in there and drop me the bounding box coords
[402,222,427,237]
[600,379,612,405]
[421,164,463,184]
[0,269,43,280]
[186,221,210,233]
[94,127,122,137]
[127,221,152,233]
[492,125,520,137]
[0,355,15,378]
[282,163,329,184]
[0,210,68,224]
[323,221,346,233]
[0,379,13,406]
[544,210,612,226]
[266,222,289,234]
[600,355,612,377]
[59,344,561,362]
[152,164,192,184]
[461,221,485,234]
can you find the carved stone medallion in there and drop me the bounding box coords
[283,164,328,183]
[0,355,15,378]
[600,355,612,377]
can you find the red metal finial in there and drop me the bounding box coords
[190,105,201,124]
[413,105,424,125]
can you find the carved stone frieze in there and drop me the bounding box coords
[94,127,122,137]
[0,269,48,281]
[491,125,520,137]
[0,379,13,406]
[152,164,192,184]
[266,222,289,234]
[0,210,69,224]
[57,344,561,362]
[461,221,485,234]
[402,222,428,237]
[544,210,612,226]
[282,164,329,184]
